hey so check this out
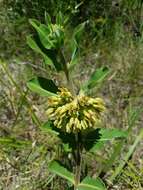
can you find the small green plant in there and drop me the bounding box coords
[27,12,127,190]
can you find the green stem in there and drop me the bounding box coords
[74,133,82,190]
[58,48,75,95]
[60,49,81,189]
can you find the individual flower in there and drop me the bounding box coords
[46,87,105,133]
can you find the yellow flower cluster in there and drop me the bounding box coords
[46,87,105,133]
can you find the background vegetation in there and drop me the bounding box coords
[0,0,143,189]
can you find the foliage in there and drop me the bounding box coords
[1,0,143,189]
[26,12,128,190]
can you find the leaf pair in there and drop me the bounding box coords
[26,69,110,99]
[49,161,106,190]
[42,121,127,152]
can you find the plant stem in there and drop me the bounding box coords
[61,48,81,189]
[74,133,82,190]
[59,48,75,95]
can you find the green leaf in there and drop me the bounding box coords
[91,141,104,152]
[99,128,128,141]
[27,35,43,54]
[41,121,58,135]
[88,67,109,89]
[45,12,51,25]
[69,38,79,68]
[29,18,40,28]
[52,125,76,149]
[27,77,59,96]
[83,129,101,150]
[29,19,64,71]
[56,11,63,25]
[83,128,127,151]
[81,67,109,92]
[63,143,72,153]
[29,19,53,49]
[27,35,53,66]
[69,21,87,69]
[49,161,75,184]
[32,35,63,71]
[78,176,106,190]
[41,122,76,149]
[73,21,87,42]
[90,128,127,152]
[38,24,53,49]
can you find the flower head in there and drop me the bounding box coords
[46,87,105,133]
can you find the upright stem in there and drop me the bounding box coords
[60,48,81,189]
[59,48,75,95]
[74,133,82,190]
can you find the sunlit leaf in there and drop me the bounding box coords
[73,21,87,42]
[69,38,79,68]
[29,19,53,49]
[45,12,51,25]
[90,128,127,152]
[28,19,65,71]
[41,121,58,135]
[49,161,75,184]
[56,11,63,25]
[27,35,43,54]
[27,77,59,96]
[88,67,109,88]
[78,176,106,190]
[29,18,40,28]
[38,24,53,49]
[91,141,104,152]
[99,128,128,141]
[81,67,110,92]
[32,35,63,71]
[27,35,53,66]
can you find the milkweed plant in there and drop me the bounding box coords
[27,12,127,190]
